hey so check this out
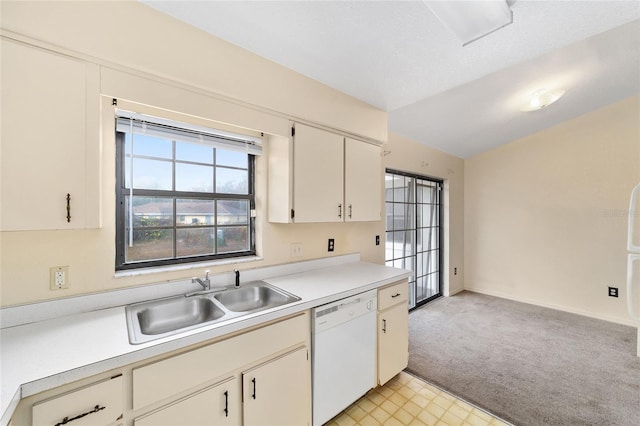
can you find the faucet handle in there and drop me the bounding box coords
[205,270,210,279]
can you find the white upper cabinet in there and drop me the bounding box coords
[268,122,382,223]
[0,39,100,231]
[292,123,344,223]
[344,137,382,222]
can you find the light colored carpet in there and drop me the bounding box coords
[407,291,640,426]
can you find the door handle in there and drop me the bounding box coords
[251,377,257,399]
[348,204,352,218]
[224,390,229,417]
[338,203,342,218]
[382,319,387,333]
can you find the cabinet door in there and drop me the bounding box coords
[32,376,122,426]
[378,303,409,385]
[345,138,382,221]
[243,347,311,426]
[0,39,99,230]
[134,377,239,426]
[292,123,344,223]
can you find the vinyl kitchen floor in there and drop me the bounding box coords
[326,371,512,426]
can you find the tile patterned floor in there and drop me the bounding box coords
[326,372,511,426]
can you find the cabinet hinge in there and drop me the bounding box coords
[291,209,295,219]
[291,126,295,137]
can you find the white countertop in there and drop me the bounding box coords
[0,258,410,425]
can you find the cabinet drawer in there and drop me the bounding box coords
[134,377,239,426]
[32,375,123,426]
[378,280,408,311]
[133,312,309,410]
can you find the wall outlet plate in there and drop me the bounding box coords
[50,266,70,290]
[608,286,618,298]
[290,243,303,258]
[328,238,335,252]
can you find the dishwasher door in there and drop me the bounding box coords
[312,290,377,426]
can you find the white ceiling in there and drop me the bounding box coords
[141,1,640,158]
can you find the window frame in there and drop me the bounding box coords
[114,127,257,271]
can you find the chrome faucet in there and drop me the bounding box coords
[192,271,211,291]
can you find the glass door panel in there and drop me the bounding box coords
[385,170,442,309]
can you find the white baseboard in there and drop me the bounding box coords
[464,286,638,328]
[446,286,464,297]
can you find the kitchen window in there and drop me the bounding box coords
[115,111,260,270]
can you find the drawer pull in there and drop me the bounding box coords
[224,390,229,417]
[54,404,105,426]
[391,293,401,298]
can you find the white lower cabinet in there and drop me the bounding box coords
[242,347,310,426]
[377,280,409,385]
[134,377,239,426]
[13,313,311,426]
[32,375,123,426]
[131,312,310,426]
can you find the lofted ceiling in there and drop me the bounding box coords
[141,1,640,158]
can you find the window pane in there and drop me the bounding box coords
[176,199,215,226]
[176,141,213,164]
[176,163,213,192]
[393,203,407,230]
[427,250,439,272]
[385,174,395,195]
[126,133,172,159]
[217,149,248,168]
[176,227,215,257]
[217,226,249,253]
[125,229,173,262]
[216,167,248,194]
[131,158,173,190]
[418,227,438,251]
[126,196,173,227]
[217,200,248,225]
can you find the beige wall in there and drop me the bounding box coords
[384,133,465,296]
[0,0,391,306]
[0,0,386,142]
[464,95,640,325]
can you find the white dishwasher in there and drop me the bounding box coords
[312,289,377,425]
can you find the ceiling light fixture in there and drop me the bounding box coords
[423,0,513,46]
[519,88,566,112]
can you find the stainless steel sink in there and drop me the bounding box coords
[137,297,225,335]
[214,281,301,312]
[125,281,300,344]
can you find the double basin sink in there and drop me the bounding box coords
[125,281,300,344]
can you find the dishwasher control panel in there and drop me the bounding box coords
[312,289,377,333]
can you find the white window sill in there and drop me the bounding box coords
[114,255,263,279]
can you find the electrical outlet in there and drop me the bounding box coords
[454,267,458,276]
[608,286,618,298]
[328,238,335,252]
[375,235,380,246]
[290,243,303,258]
[50,266,70,290]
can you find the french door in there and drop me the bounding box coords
[385,170,442,309]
